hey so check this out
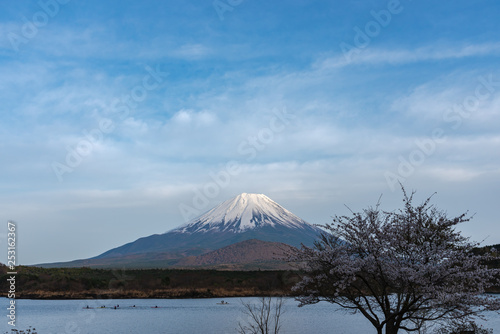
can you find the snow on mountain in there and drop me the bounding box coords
[39,192,325,267]
[172,193,313,233]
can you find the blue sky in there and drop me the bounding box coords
[1,0,500,264]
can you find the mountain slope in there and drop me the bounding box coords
[95,193,323,261]
[39,193,324,268]
[176,239,294,267]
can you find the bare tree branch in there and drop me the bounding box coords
[238,297,286,334]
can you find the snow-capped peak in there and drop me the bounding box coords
[172,193,313,234]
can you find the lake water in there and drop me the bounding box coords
[1,297,500,333]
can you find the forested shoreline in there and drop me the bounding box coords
[1,243,499,300]
[0,266,301,299]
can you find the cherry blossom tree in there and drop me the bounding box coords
[292,189,500,334]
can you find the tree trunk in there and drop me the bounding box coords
[385,322,399,334]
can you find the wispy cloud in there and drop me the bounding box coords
[316,42,500,69]
[2,1,500,264]
[170,43,212,59]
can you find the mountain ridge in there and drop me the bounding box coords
[37,193,324,268]
[173,193,310,233]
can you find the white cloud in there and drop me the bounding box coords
[121,117,150,136]
[316,42,500,69]
[423,167,482,182]
[171,43,211,59]
[3,15,500,265]
[391,73,500,133]
[171,109,217,126]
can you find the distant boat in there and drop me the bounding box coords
[216,301,229,305]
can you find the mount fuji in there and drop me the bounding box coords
[174,193,319,234]
[40,193,324,268]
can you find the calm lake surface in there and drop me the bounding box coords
[1,297,500,333]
